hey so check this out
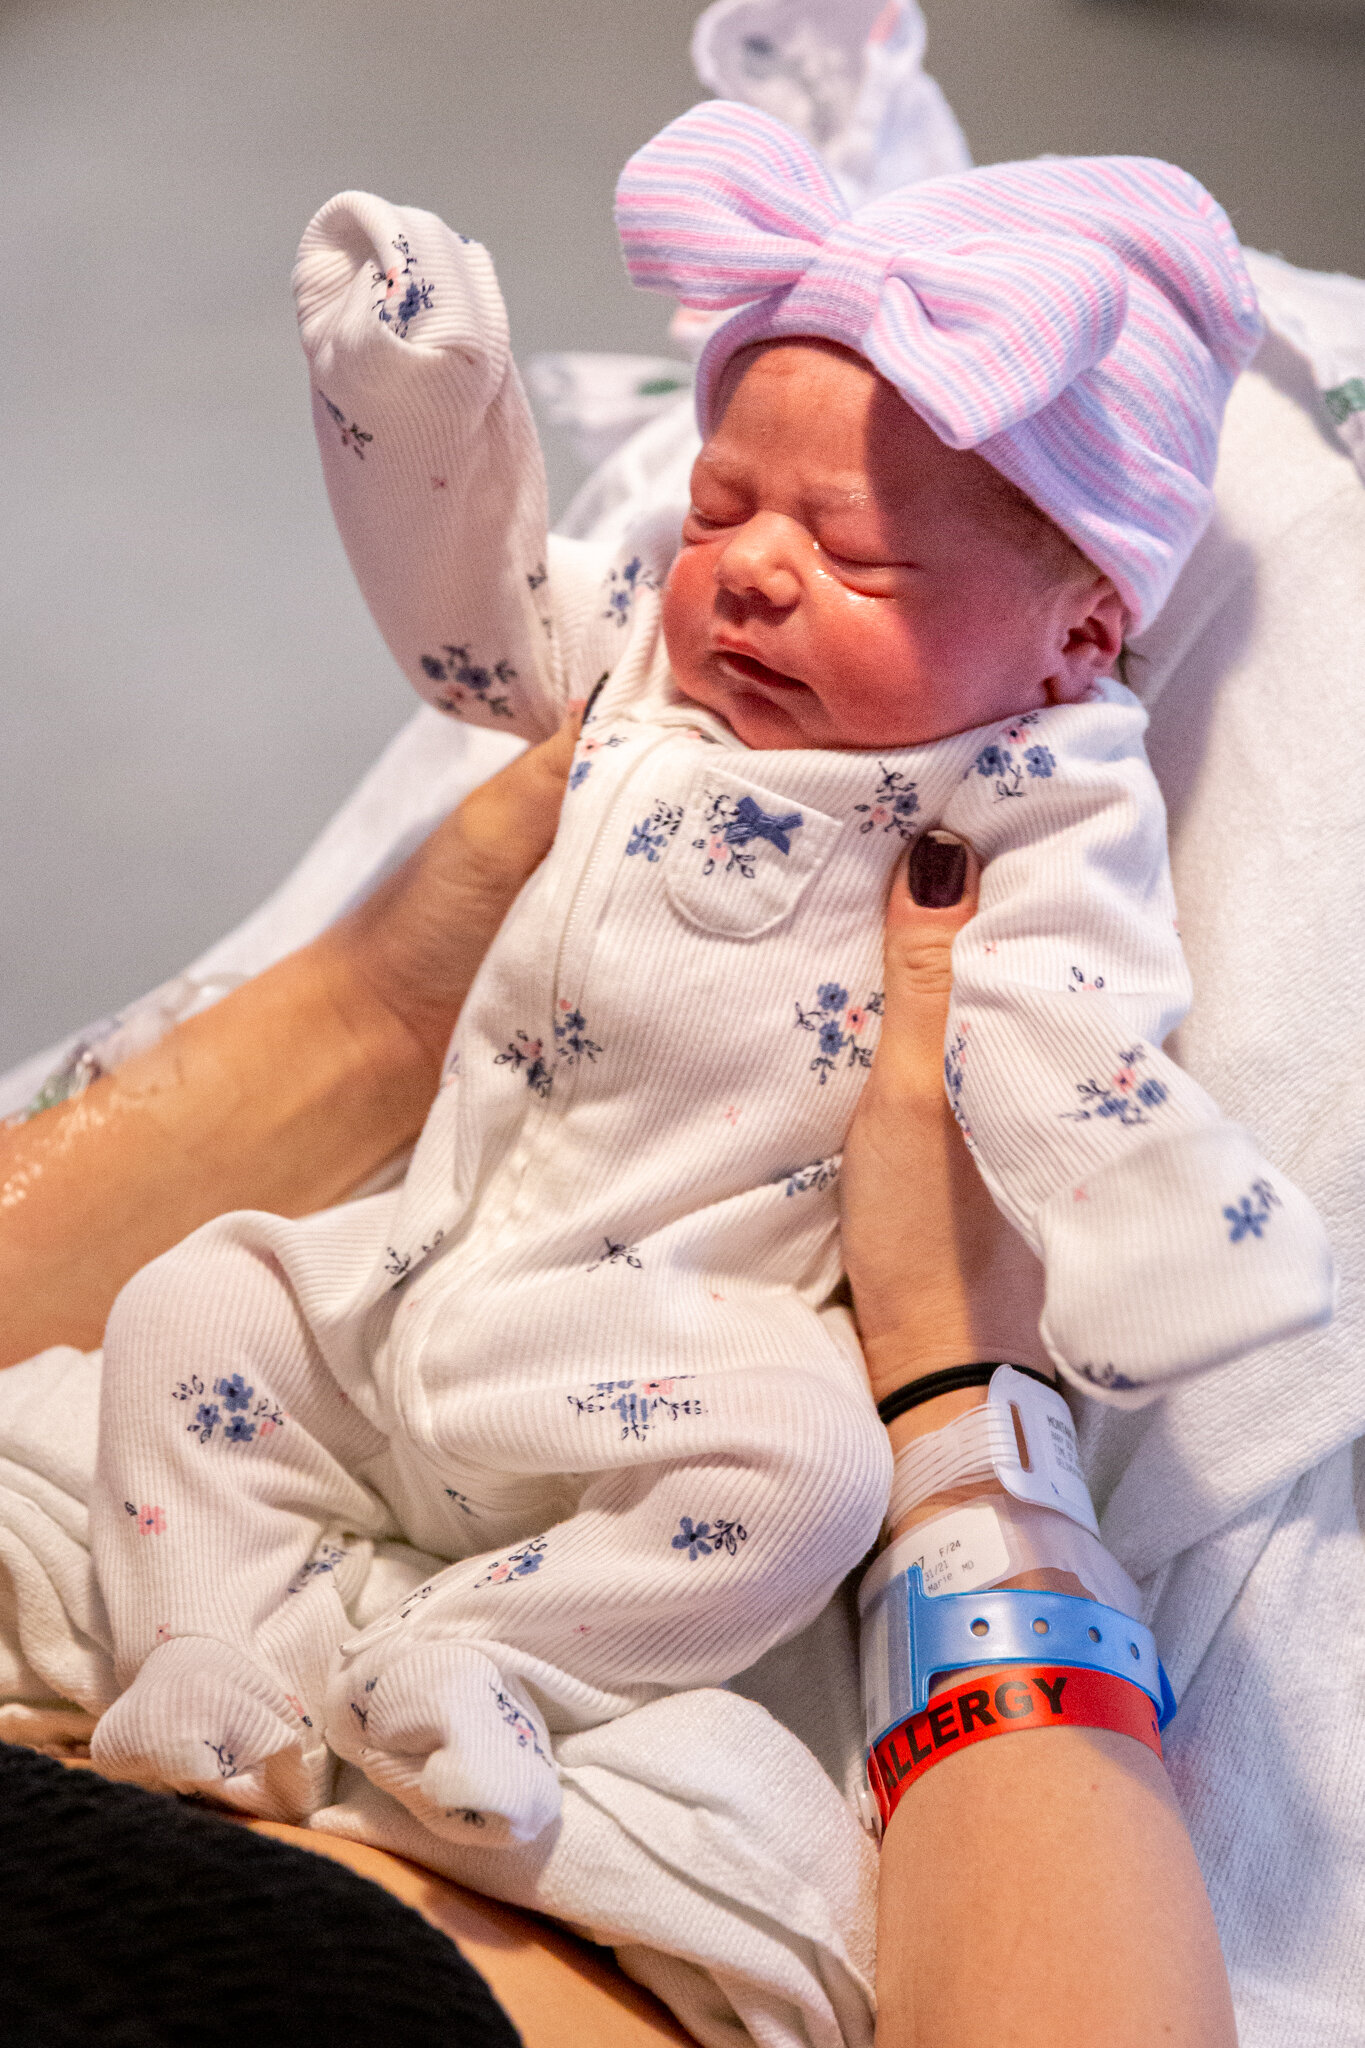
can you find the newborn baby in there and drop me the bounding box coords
[88,103,1332,1839]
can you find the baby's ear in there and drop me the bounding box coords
[1045,577,1127,703]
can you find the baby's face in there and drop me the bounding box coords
[663,340,1117,752]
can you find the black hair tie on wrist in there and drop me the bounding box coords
[876,1361,1056,1427]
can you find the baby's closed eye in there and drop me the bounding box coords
[682,506,736,540]
[814,544,916,596]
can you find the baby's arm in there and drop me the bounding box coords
[938,681,1334,1403]
[294,191,573,741]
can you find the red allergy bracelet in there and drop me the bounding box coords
[868,1665,1163,1829]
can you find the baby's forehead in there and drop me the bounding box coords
[702,342,974,509]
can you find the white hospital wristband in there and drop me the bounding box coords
[887,1363,1100,1534]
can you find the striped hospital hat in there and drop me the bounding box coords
[616,100,1263,628]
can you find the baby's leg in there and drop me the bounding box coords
[90,1215,395,1820]
[325,1357,891,1846]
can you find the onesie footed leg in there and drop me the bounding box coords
[90,1636,331,1821]
[325,1642,560,1847]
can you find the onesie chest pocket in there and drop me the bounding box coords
[662,764,843,939]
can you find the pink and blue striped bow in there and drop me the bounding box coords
[615,100,1264,628]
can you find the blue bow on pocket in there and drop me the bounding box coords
[725,796,805,854]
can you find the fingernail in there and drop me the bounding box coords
[907,832,967,908]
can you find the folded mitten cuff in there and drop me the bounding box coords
[1035,1122,1336,1406]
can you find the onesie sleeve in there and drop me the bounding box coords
[937,681,1334,1404]
[293,191,565,742]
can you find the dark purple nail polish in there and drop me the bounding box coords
[908,833,967,908]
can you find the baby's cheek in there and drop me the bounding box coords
[660,550,711,682]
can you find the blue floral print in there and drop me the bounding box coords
[384,1231,445,1286]
[587,1238,642,1271]
[603,554,658,625]
[172,1374,284,1446]
[350,1675,379,1735]
[776,1156,840,1197]
[495,1031,553,1097]
[854,765,920,839]
[476,1537,548,1587]
[794,983,883,1084]
[570,731,629,792]
[567,1376,702,1442]
[944,1027,973,1145]
[672,1515,748,1560]
[1224,1178,1281,1243]
[444,1488,477,1515]
[203,1741,240,1780]
[317,389,372,459]
[287,1540,346,1595]
[626,799,684,862]
[418,643,517,719]
[1075,1361,1144,1393]
[971,715,1055,801]
[490,1684,551,1766]
[1068,965,1106,993]
[371,235,434,339]
[1061,1045,1168,1127]
[553,1004,603,1067]
[693,792,804,879]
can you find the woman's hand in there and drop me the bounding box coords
[325,714,580,1073]
[0,713,578,1365]
[841,831,1049,1412]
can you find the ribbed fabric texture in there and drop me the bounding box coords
[0,1739,519,2047]
[614,99,1265,627]
[92,1158,894,1841]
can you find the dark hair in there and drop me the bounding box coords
[965,461,1098,593]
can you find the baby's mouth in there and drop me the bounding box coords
[713,647,807,694]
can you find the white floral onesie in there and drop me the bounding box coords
[88,191,1333,1839]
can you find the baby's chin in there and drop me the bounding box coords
[701,691,817,751]
[672,673,926,753]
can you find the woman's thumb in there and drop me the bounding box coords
[878,833,980,1079]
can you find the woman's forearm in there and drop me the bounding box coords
[0,931,435,1365]
[872,1382,1236,2048]
[875,1708,1233,2048]
[0,717,577,1366]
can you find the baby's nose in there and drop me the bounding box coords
[716,515,804,611]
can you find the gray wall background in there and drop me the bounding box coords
[3,0,1363,1070]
